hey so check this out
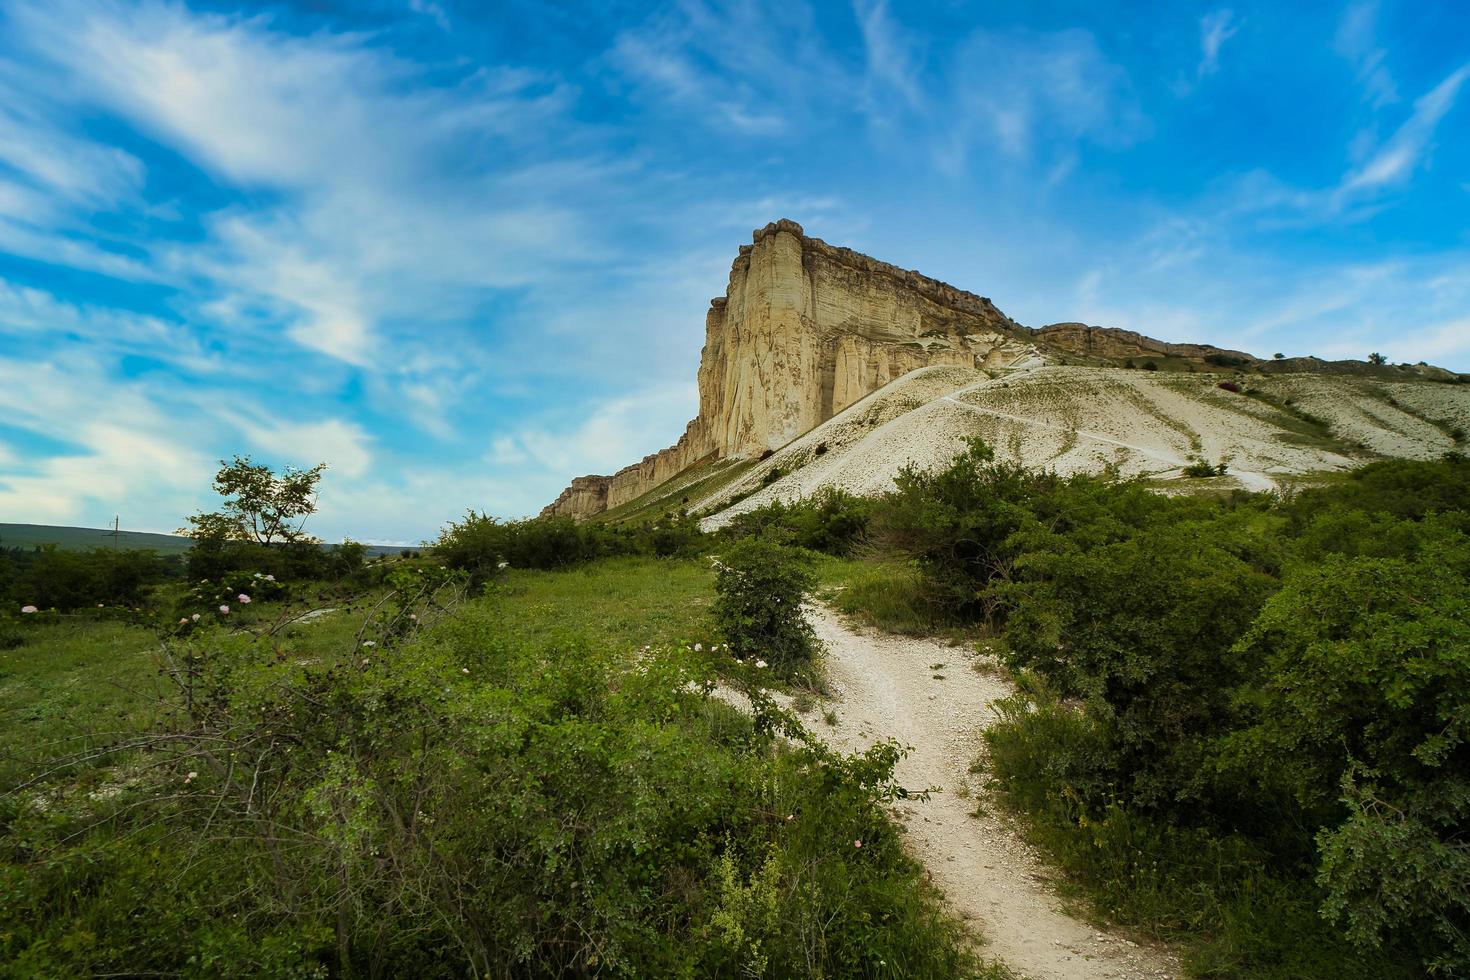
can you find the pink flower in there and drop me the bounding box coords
[854,840,862,849]
[238,594,251,604]
[20,605,37,614]
[219,605,230,615]
[179,618,189,625]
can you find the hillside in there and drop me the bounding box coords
[544,220,1469,522]
[0,523,413,558]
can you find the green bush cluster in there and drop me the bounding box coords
[2,604,980,977]
[712,537,818,680]
[721,486,873,556]
[185,535,368,584]
[869,444,1469,974]
[0,545,178,612]
[433,511,703,581]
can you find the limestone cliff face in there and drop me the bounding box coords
[542,219,1038,519]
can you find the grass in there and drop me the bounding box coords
[491,555,717,652]
[0,580,389,788]
[815,556,968,638]
[0,616,160,786]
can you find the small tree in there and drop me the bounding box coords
[183,455,326,546]
[1368,352,1387,366]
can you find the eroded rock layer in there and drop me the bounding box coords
[542,219,1042,518]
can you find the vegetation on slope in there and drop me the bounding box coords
[747,446,1467,977]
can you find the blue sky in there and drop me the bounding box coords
[0,0,1466,543]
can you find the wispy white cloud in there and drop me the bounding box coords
[9,0,625,376]
[1336,64,1470,199]
[1334,0,1398,108]
[1197,9,1239,78]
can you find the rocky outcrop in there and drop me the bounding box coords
[1031,323,1258,365]
[542,219,1041,519]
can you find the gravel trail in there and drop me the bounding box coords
[807,605,1180,980]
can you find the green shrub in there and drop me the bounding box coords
[1224,541,1470,973]
[1183,459,1228,477]
[712,538,817,678]
[4,545,174,611]
[873,438,1060,617]
[724,487,872,556]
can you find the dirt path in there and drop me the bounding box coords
[806,604,1180,980]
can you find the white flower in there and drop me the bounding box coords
[20,605,37,614]
[219,605,230,615]
[409,613,418,621]
[252,573,262,579]
[755,659,768,669]
[497,561,509,569]
[362,640,376,647]
[694,643,703,652]
[185,771,198,782]
[191,613,200,622]
[264,574,276,582]
[461,667,470,674]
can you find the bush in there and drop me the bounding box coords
[1224,542,1470,973]
[3,546,175,611]
[712,538,817,678]
[873,438,1061,617]
[1183,459,1229,477]
[723,487,872,557]
[434,511,705,579]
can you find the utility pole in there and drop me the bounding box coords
[105,515,121,549]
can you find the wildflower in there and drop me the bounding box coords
[264,574,276,582]
[461,667,470,674]
[238,594,252,604]
[362,640,377,648]
[755,659,768,669]
[219,605,230,615]
[252,573,262,579]
[497,561,508,569]
[20,605,37,614]
[179,618,189,625]
[185,771,198,783]
[191,613,200,622]
[694,642,703,652]
[96,603,104,608]
[786,814,794,821]
[854,840,862,849]
[409,613,418,621]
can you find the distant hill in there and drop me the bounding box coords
[0,524,415,559]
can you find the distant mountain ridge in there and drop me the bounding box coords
[0,523,412,558]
